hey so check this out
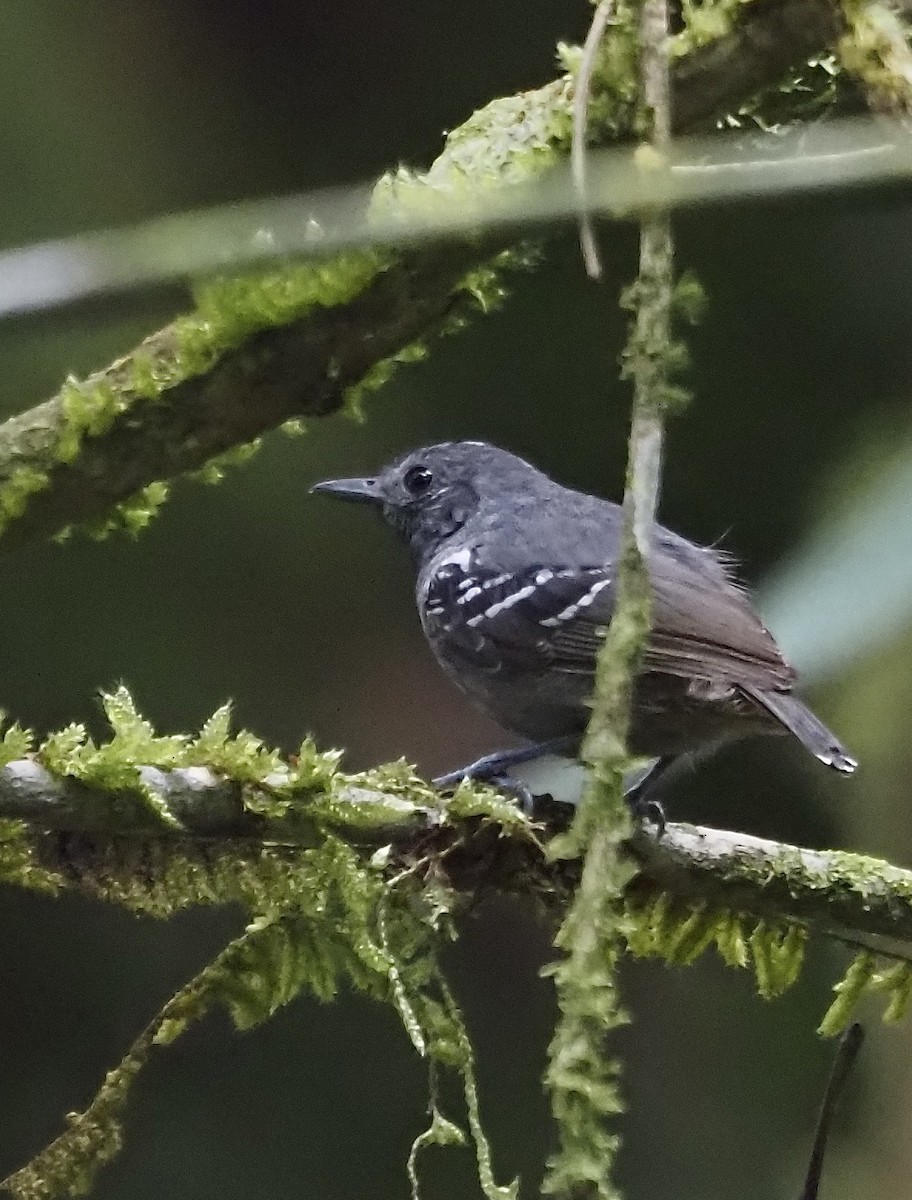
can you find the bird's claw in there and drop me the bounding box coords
[432,766,539,815]
[633,796,667,837]
[433,740,573,816]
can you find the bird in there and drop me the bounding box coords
[312,441,856,803]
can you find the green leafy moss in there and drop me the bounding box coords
[185,251,388,367]
[878,962,912,1023]
[624,894,807,994]
[839,0,912,111]
[0,691,525,1200]
[624,890,912,1037]
[60,375,131,445]
[0,18,650,547]
[819,951,877,1036]
[189,440,262,486]
[0,467,50,530]
[54,481,172,544]
[0,72,581,545]
[0,715,33,766]
[557,1,640,141]
[3,685,912,1196]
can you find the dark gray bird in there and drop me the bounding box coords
[312,441,856,794]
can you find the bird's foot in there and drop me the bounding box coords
[433,765,537,815]
[632,796,667,837]
[482,773,538,813]
[432,739,574,815]
[623,756,673,836]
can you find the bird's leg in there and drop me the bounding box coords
[435,744,676,828]
[433,737,577,812]
[623,756,675,834]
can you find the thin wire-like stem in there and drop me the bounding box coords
[799,1023,865,1200]
[571,0,615,280]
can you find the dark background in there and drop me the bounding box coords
[1,2,911,1197]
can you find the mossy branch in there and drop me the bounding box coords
[0,693,911,1198]
[0,689,904,960]
[2,747,912,963]
[0,0,897,548]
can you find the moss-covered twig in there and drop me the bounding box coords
[627,822,912,961]
[1,694,911,1199]
[0,0,895,549]
[2,748,912,962]
[0,692,905,960]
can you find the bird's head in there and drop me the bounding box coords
[311,441,534,560]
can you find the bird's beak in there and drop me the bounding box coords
[310,476,383,505]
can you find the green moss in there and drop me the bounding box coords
[749,921,807,999]
[60,375,130,445]
[2,689,526,1200]
[839,0,912,110]
[879,963,912,1022]
[0,466,50,533]
[0,715,33,766]
[672,0,749,56]
[624,893,807,996]
[0,249,389,546]
[343,341,429,421]
[624,887,912,1037]
[819,951,877,1036]
[7,684,912,1194]
[557,1,641,141]
[185,251,388,365]
[53,481,172,544]
[0,821,61,898]
[189,440,262,486]
[0,30,643,547]
[415,79,575,186]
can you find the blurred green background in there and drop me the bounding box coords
[1,2,911,1197]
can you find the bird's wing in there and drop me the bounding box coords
[643,544,795,689]
[422,564,614,674]
[424,551,794,690]
[547,546,795,690]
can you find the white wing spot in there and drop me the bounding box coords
[466,584,537,627]
[457,585,482,605]
[540,577,612,627]
[437,547,473,572]
[535,569,553,585]
[484,573,512,589]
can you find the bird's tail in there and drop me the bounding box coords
[741,686,857,774]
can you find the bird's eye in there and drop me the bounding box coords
[403,465,433,495]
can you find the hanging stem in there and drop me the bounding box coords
[545,1,675,1196]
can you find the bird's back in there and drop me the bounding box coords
[419,473,796,753]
